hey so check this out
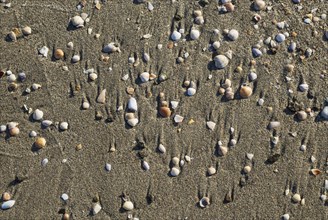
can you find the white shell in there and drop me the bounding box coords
[147,2,154,11]
[41,158,48,166]
[71,15,84,28]
[8,31,16,41]
[89,73,98,81]
[140,72,150,83]
[97,89,106,104]
[1,200,15,210]
[299,83,309,92]
[174,115,184,123]
[275,33,286,43]
[60,122,69,130]
[33,109,44,121]
[142,161,150,171]
[185,155,191,162]
[82,101,90,109]
[103,43,117,53]
[7,122,18,130]
[92,203,102,215]
[29,130,37,137]
[105,163,112,171]
[190,29,200,40]
[207,167,216,176]
[32,83,42,90]
[320,194,327,201]
[170,101,179,109]
[246,153,254,160]
[212,41,221,50]
[321,106,328,119]
[258,98,264,106]
[171,30,181,41]
[172,157,179,166]
[187,88,196,96]
[123,201,134,211]
[127,97,138,112]
[71,55,80,63]
[41,120,53,127]
[170,167,180,177]
[292,193,301,203]
[249,72,257,81]
[7,74,16,82]
[39,46,49,57]
[227,29,239,41]
[22,26,32,35]
[325,180,328,190]
[158,144,166,153]
[199,197,210,208]
[143,52,150,62]
[206,121,216,131]
[300,144,306,151]
[219,146,228,156]
[67,42,74,49]
[127,118,139,127]
[61,193,69,201]
[0,125,7,132]
[281,214,290,220]
[214,55,229,69]
[268,121,280,130]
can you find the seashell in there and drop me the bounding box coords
[159,107,171,118]
[170,167,180,177]
[97,89,106,104]
[82,101,90,109]
[199,197,210,208]
[207,166,216,176]
[89,73,98,81]
[143,52,150,62]
[92,203,102,215]
[139,72,150,83]
[212,41,221,50]
[39,46,49,57]
[218,88,225,95]
[127,118,139,127]
[22,26,32,35]
[281,214,290,220]
[214,55,229,69]
[0,125,7,132]
[71,15,84,28]
[33,109,44,121]
[248,72,257,81]
[225,88,234,100]
[122,201,134,211]
[297,111,307,121]
[147,2,154,11]
[321,106,328,119]
[252,48,262,58]
[54,49,64,59]
[193,10,202,17]
[275,33,286,43]
[127,97,138,112]
[61,193,69,201]
[224,2,235,12]
[7,74,16,82]
[298,83,308,92]
[1,200,15,210]
[243,165,252,174]
[292,194,301,203]
[187,87,196,96]
[310,168,321,176]
[321,194,327,201]
[268,121,280,130]
[300,144,306,151]
[288,42,296,52]
[8,31,17,41]
[171,30,181,41]
[142,161,150,171]
[35,137,46,149]
[32,83,42,90]
[18,72,26,81]
[60,122,69,130]
[71,55,80,63]
[227,29,239,41]
[67,42,74,49]
[206,121,216,131]
[125,113,135,120]
[222,79,231,89]
[225,50,233,59]
[41,120,53,127]
[253,0,266,11]
[194,16,204,25]
[105,163,111,171]
[218,145,228,156]
[246,153,254,160]
[239,85,252,98]
[41,158,48,166]
[190,29,200,40]
[172,157,179,166]
[2,192,11,201]
[170,101,179,109]
[9,127,19,136]
[7,122,18,130]
[158,144,166,153]
[229,139,237,146]
[29,130,37,137]
[174,115,184,123]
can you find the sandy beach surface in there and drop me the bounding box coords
[1,0,328,219]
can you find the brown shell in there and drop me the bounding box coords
[310,168,321,176]
[159,107,171,118]
[239,85,253,98]
[54,49,64,59]
[35,137,46,149]
[2,192,11,201]
[9,127,20,136]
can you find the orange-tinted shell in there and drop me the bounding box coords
[159,107,171,118]
[54,49,64,59]
[240,85,252,98]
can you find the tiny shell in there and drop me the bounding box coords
[206,121,216,131]
[33,109,44,121]
[140,72,150,83]
[243,165,252,174]
[212,41,221,50]
[0,125,7,133]
[123,201,134,211]
[97,89,106,104]
[268,121,280,130]
[194,16,204,25]
[103,43,118,53]
[143,52,150,62]
[282,214,290,220]
[246,153,254,160]
[199,197,210,208]
[207,167,216,176]
[41,120,53,127]
[39,46,49,57]
[218,145,228,156]
[297,111,307,121]
[41,158,48,166]
[61,193,69,201]
[2,192,11,201]
[92,203,101,215]
[82,101,90,109]
[275,33,286,43]
[158,144,166,153]
[60,122,69,131]
[89,73,98,81]
[170,167,180,177]
[142,161,150,171]
[299,83,309,92]
[35,137,46,149]
[248,72,257,81]
[8,31,17,41]
[253,0,266,11]
[9,127,19,136]
[159,107,171,118]
[54,49,64,59]
[71,15,84,28]
[174,115,184,123]
[190,29,200,40]
[170,101,179,109]
[252,48,262,58]
[227,29,239,41]
[171,30,181,41]
[127,97,138,112]
[105,163,112,171]
[225,2,235,12]
[1,200,15,210]
[172,157,179,166]
[22,26,32,35]
[214,55,229,69]
[292,194,301,203]
[127,118,139,127]
[187,88,196,96]
[71,55,80,63]
[239,85,252,98]
[310,168,321,176]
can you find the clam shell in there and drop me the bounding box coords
[214,55,229,69]
[206,121,216,131]
[239,85,252,98]
[268,121,281,130]
[35,137,46,149]
[158,144,166,153]
[187,87,196,96]
[199,197,210,208]
[122,201,134,211]
[8,31,17,41]
[54,49,64,59]
[159,107,171,118]
[227,29,239,41]
[321,106,328,119]
[41,120,53,127]
[127,97,138,112]
[171,30,181,41]
[127,118,139,127]
[103,43,117,53]
[310,168,321,176]
[92,203,101,215]
[33,109,44,121]
[212,41,221,50]
[60,122,69,130]
[71,55,80,63]
[139,72,150,83]
[142,161,150,171]
[218,145,228,156]
[22,26,32,35]
[190,29,200,40]
[170,167,180,177]
[1,200,15,210]
[71,15,84,28]
[174,115,184,123]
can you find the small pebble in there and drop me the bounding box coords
[207,166,216,176]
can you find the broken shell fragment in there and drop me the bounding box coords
[310,168,321,176]
[199,197,210,208]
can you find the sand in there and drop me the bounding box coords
[1,0,328,219]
